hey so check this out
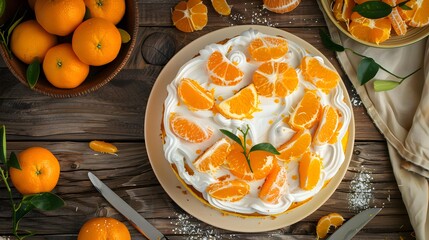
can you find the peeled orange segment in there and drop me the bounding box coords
[277,129,311,162]
[252,61,299,97]
[178,78,214,111]
[248,36,288,62]
[383,0,407,36]
[169,113,213,143]
[316,212,345,239]
[401,0,429,27]
[333,0,355,23]
[288,90,321,130]
[300,56,341,94]
[193,138,231,173]
[217,84,259,120]
[211,0,231,15]
[348,12,391,45]
[172,0,208,32]
[89,140,118,154]
[263,0,301,13]
[206,179,250,202]
[313,106,340,146]
[259,165,288,203]
[227,143,275,181]
[299,151,322,191]
[207,51,244,86]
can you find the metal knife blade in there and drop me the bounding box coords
[88,172,167,240]
[327,208,382,240]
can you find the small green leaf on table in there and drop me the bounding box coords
[0,125,6,163]
[319,29,345,52]
[358,57,379,85]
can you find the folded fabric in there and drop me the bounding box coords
[317,1,429,239]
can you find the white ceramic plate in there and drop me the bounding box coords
[144,25,355,232]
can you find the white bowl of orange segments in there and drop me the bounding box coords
[0,0,138,97]
[320,0,429,48]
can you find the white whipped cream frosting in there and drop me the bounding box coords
[163,29,351,215]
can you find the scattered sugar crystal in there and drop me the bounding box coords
[348,166,374,212]
[350,87,362,107]
[226,3,278,27]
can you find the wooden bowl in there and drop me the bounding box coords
[320,0,429,48]
[0,0,138,98]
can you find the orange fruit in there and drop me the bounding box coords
[248,36,288,62]
[217,84,259,120]
[78,217,131,240]
[349,12,391,45]
[316,213,345,239]
[35,0,86,36]
[299,151,322,191]
[9,147,60,195]
[84,0,126,25]
[313,106,340,146]
[177,78,215,111]
[10,20,57,64]
[252,61,298,97]
[211,0,231,15]
[169,113,213,143]
[43,43,90,89]
[72,17,122,66]
[172,0,208,32]
[263,0,301,13]
[206,179,250,202]
[193,138,231,173]
[383,0,407,36]
[259,165,288,203]
[277,129,311,162]
[333,0,355,23]
[400,0,429,27]
[226,142,275,181]
[207,50,244,86]
[288,90,321,130]
[89,140,118,154]
[300,56,341,94]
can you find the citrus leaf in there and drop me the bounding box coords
[118,28,131,43]
[220,129,242,146]
[357,57,379,85]
[373,80,400,91]
[7,11,26,39]
[8,151,20,170]
[26,59,40,89]
[398,1,412,10]
[250,143,280,155]
[0,125,5,164]
[319,29,345,52]
[353,1,392,19]
[0,0,6,18]
[15,199,35,223]
[30,192,65,211]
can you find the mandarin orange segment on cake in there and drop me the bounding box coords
[216,83,259,119]
[313,105,340,146]
[288,90,322,130]
[207,51,244,86]
[172,0,208,32]
[169,113,213,143]
[299,151,322,191]
[259,164,289,204]
[248,36,289,62]
[178,78,215,111]
[253,61,299,97]
[193,138,231,173]
[206,179,250,202]
[300,56,341,94]
[277,129,312,162]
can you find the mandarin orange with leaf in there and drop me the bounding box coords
[349,12,391,45]
[400,0,429,27]
[172,0,208,32]
[78,217,131,240]
[84,0,126,25]
[9,147,60,195]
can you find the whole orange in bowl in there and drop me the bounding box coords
[78,217,131,240]
[72,17,122,66]
[43,43,90,89]
[9,147,61,195]
[84,0,126,25]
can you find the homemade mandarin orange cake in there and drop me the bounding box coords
[162,29,352,216]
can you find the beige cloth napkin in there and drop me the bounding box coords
[318,2,429,239]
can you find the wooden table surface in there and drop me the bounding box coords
[0,0,416,239]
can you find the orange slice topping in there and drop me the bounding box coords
[172,0,208,33]
[217,84,259,120]
[333,0,355,23]
[211,0,231,15]
[206,179,250,202]
[313,105,340,146]
[316,212,345,239]
[259,164,288,203]
[248,36,288,62]
[178,78,214,111]
[252,61,298,97]
[207,51,244,86]
[193,138,231,173]
[277,129,311,162]
[383,0,407,36]
[348,12,391,45]
[262,0,301,14]
[169,113,213,143]
[288,90,321,130]
[300,56,340,94]
[299,152,322,191]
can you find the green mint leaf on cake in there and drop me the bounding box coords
[250,143,280,155]
[219,129,242,146]
[353,1,392,19]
